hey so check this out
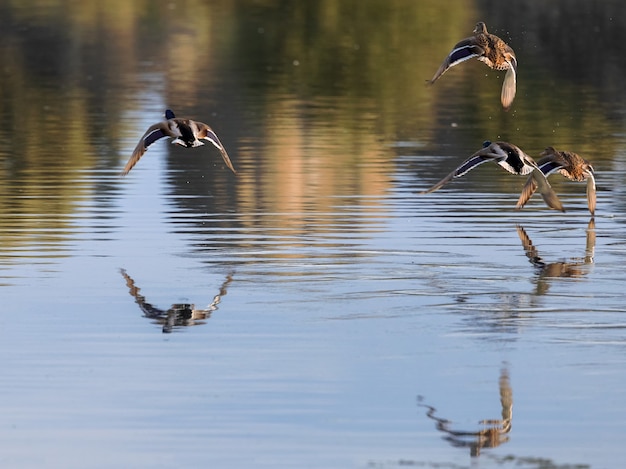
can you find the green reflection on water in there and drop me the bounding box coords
[0,0,624,257]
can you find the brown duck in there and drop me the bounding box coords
[430,22,517,111]
[517,146,596,215]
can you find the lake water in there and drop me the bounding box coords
[1,1,626,468]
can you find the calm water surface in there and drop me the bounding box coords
[1,1,626,468]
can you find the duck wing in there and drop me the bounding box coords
[501,59,517,111]
[516,176,538,210]
[585,170,596,216]
[121,122,175,176]
[528,166,565,212]
[420,147,501,194]
[195,122,237,174]
[516,154,567,210]
[429,39,485,84]
[515,167,565,212]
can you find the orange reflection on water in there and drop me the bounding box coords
[418,366,513,458]
[516,220,595,295]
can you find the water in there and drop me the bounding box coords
[1,1,626,468]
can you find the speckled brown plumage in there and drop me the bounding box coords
[429,22,517,110]
[517,146,596,215]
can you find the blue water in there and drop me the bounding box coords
[2,2,626,468]
[2,149,625,467]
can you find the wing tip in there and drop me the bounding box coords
[500,68,517,110]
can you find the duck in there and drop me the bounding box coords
[516,221,595,290]
[516,146,596,215]
[429,22,517,111]
[121,109,236,176]
[421,141,565,212]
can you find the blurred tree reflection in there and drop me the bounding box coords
[0,0,624,254]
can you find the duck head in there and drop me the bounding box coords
[473,22,488,35]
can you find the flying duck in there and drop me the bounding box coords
[421,141,565,212]
[429,22,517,111]
[517,146,596,215]
[121,109,236,176]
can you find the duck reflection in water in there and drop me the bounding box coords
[120,269,234,333]
[418,367,512,458]
[516,220,595,295]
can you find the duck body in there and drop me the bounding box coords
[430,22,517,110]
[421,141,565,212]
[517,146,596,215]
[121,109,236,176]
